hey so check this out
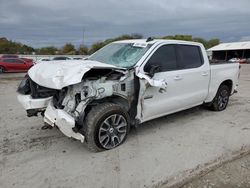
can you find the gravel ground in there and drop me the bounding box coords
[0,65,250,188]
[180,153,250,188]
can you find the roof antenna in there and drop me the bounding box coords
[146,37,153,42]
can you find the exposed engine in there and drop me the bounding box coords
[55,69,135,121]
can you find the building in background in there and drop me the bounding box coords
[207,41,250,62]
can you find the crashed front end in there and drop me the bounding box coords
[17,66,135,143]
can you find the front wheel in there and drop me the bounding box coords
[209,85,230,111]
[84,103,130,152]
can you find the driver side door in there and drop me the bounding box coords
[141,44,184,121]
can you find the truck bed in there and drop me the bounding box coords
[205,62,240,102]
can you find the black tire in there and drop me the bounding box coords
[0,66,5,73]
[84,103,130,152]
[209,85,230,111]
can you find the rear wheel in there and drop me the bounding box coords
[0,66,5,73]
[84,103,130,152]
[209,85,230,111]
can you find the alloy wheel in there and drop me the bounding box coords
[217,89,229,110]
[98,114,127,149]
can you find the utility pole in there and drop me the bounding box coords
[82,27,85,47]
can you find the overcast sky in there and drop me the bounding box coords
[1,0,250,48]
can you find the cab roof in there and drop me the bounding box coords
[114,39,203,47]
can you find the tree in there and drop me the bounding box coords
[0,37,34,54]
[161,35,193,41]
[19,44,34,54]
[207,39,220,49]
[36,46,58,55]
[61,43,76,54]
[89,42,105,54]
[160,35,220,49]
[193,37,208,48]
[78,45,89,55]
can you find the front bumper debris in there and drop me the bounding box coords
[17,94,52,110]
[44,101,85,143]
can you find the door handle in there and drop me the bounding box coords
[174,75,183,80]
[201,72,209,76]
[144,95,153,99]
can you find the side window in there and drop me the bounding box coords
[3,59,23,63]
[16,59,24,63]
[177,45,203,69]
[144,45,177,72]
[3,59,13,63]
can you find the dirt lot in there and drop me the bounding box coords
[0,65,250,188]
[180,153,250,188]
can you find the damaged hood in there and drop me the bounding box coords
[28,60,119,89]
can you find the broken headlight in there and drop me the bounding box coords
[17,74,31,95]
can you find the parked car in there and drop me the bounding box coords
[239,59,247,64]
[39,58,51,61]
[228,58,240,63]
[0,58,33,73]
[35,58,51,64]
[52,56,71,60]
[73,57,83,60]
[20,57,33,64]
[247,58,250,64]
[1,54,19,58]
[17,39,240,151]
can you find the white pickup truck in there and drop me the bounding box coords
[17,39,240,151]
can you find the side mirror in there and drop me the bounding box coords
[148,65,161,77]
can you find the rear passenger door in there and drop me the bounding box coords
[175,44,210,106]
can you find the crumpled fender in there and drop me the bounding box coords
[135,67,168,121]
[28,60,118,89]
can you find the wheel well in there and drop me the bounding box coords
[220,80,233,93]
[106,95,130,111]
[0,66,5,71]
[84,95,130,119]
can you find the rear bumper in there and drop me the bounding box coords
[44,101,85,143]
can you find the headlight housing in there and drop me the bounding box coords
[17,74,31,95]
